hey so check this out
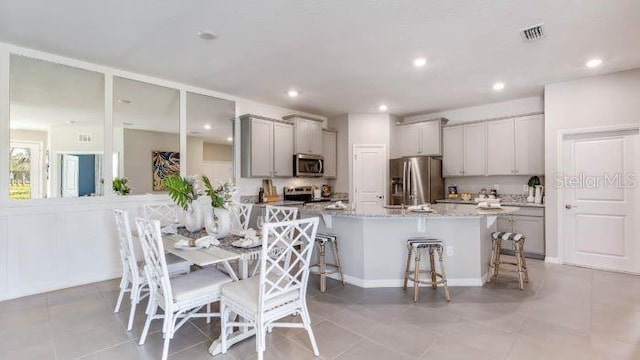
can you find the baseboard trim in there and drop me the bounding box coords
[324,273,483,288]
[544,256,562,264]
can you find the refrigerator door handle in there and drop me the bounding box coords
[402,160,407,205]
[407,161,412,204]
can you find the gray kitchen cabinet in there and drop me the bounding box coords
[443,125,464,176]
[284,115,324,155]
[398,119,443,157]
[487,115,544,176]
[240,114,294,178]
[322,130,337,178]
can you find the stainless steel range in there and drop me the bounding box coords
[283,186,331,203]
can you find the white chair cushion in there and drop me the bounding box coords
[137,253,190,277]
[171,268,232,303]
[221,275,299,315]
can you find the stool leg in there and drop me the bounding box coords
[331,240,346,286]
[429,248,437,289]
[514,242,525,291]
[494,239,502,277]
[318,243,327,292]
[403,244,413,290]
[487,238,496,283]
[436,246,451,302]
[520,242,529,283]
[413,248,421,302]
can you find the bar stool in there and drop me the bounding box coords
[487,232,529,290]
[403,238,451,302]
[309,234,345,292]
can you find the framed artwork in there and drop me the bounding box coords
[152,151,180,191]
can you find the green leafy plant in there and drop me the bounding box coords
[163,175,197,210]
[112,177,131,196]
[202,176,235,209]
[528,176,541,187]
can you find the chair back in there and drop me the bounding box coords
[265,205,298,223]
[142,202,179,227]
[135,217,174,308]
[230,202,253,231]
[113,209,141,281]
[258,217,319,312]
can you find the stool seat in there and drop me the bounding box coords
[403,238,450,302]
[315,234,337,244]
[491,232,525,242]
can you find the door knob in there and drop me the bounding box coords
[565,204,576,209]
[376,194,384,200]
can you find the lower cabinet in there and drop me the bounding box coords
[497,207,545,259]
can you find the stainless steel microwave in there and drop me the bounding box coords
[293,154,324,177]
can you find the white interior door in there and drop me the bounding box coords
[353,144,386,211]
[61,155,79,198]
[562,128,639,273]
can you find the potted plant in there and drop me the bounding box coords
[201,176,236,237]
[112,177,131,196]
[527,176,540,203]
[163,175,204,232]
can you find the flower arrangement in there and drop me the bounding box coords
[163,175,235,210]
[202,176,236,209]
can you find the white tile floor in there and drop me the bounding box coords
[1,256,639,359]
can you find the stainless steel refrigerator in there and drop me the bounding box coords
[388,156,444,206]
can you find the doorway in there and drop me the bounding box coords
[9,141,42,199]
[560,126,639,273]
[352,144,387,211]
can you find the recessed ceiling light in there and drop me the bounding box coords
[227,137,233,142]
[586,58,602,68]
[204,124,212,130]
[198,31,217,40]
[118,99,131,104]
[287,90,299,98]
[379,104,388,112]
[493,82,505,91]
[413,57,427,68]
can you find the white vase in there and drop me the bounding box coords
[213,208,231,238]
[184,203,203,232]
[534,185,544,204]
[527,187,535,203]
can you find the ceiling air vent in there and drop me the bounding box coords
[77,133,93,144]
[521,24,545,42]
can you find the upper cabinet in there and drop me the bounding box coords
[443,114,544,177]
[240,114,294,178]
[486,115,544,175]
[397,119,444,157]
[322,130,337,178]
[284,115,323,155]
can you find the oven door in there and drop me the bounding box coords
[294,154,324,177]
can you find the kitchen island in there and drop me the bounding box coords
[299,203,519,287]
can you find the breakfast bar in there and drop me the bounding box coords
[300,203,519,287]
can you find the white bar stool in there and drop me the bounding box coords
[309,234,345,292]
[403,238,451,302]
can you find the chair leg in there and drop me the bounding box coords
[220,303,228,354]
[429,248,437,289]
[301,304,320,356]
[332,240,346,286]
[206,303,211,324]
[162,332,171,360]
[139,301,157,345]
[318,243,327,292]
[436,246,451,302]
[413,248,421,302]
[255,319,264,360]
[127,282,141,331]
[114,277,128,313]
[403,244,412,290]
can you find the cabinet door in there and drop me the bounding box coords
[294,118,308,154]
[322,131,337,178]
[462,122,487,176]
[420,121,441,155]
[308,120,323,155]
[442,126,464,177]
[251,119,273,177]
[514,216,545,255]
[273,122,294,177]
[399,123,421,156]
[515,115,544,175]
[487,119,515,175]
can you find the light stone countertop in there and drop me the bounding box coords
[436,198,545,208]
[299,202,519,219]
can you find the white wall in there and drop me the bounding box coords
[328,114,349,193]
[444,176,534,196]
[203,142,233,162]
[407,96,543,125]
[544,68,640,259]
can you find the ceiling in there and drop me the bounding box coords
[1,0,639,117]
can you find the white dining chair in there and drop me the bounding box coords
[264,205,298,223]
[113,209,191,332]
[141,202,180,227]
[230,202,253,231]
[220,217,320,360]
[135,217,233,360]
